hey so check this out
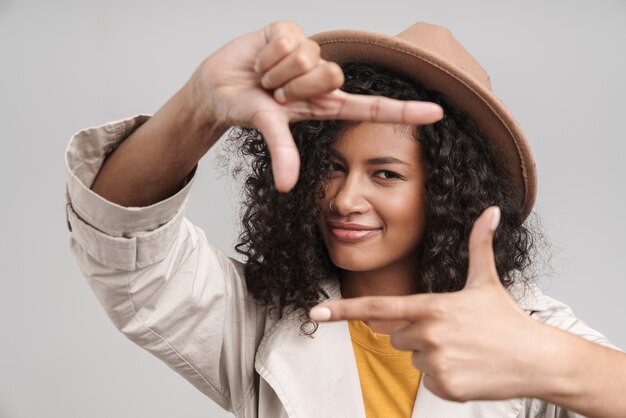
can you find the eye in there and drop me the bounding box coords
[374,170,401,180]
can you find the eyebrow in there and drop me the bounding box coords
[329,150,410,166]
[366,156,410,165]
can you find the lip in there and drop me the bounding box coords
[327,221,382,242]
[327,221,380,230]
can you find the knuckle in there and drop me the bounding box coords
[275,36,293,55]
[394,300,407,318]
[425,297,447,319]
[294,53,313,71]
[365,297,388,314]
[281,20,301,32]
[370,97,382,120]
[305,40,321,60]
[420,325,438,349]
[273,21,303,43]
[310,40,321,54]
[439,377,467,402]
[336,303,352,319]
[273,20,297,32]
[429,352,449,379]
[325,63,345,87]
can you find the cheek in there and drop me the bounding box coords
[379,190,427,245]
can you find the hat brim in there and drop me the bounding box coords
[310,29,536,222]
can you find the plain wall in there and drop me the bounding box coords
[0,0,624,417]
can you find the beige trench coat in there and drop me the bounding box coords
[65,115,617,418]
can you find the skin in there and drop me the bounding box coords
[90,21,443,206]
[319,122,427,334]
[87,19,626,418]
[312,208,626,418]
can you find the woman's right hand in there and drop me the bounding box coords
[188,21,444,192]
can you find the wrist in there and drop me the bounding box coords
[184,60,230,138]
[524,323,584,402]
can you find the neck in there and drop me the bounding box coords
[338,260,421,335]
[339,259,421,299]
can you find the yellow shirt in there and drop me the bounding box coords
[348,319,421,418]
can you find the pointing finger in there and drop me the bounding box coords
[309,294,434,322]
[328,90,443,125]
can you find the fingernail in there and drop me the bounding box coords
[491,206,501,230]
[310,306,331,321]
[254,58,261,73]
[274,88,286,104]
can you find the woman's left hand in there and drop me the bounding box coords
[310,207,551,402]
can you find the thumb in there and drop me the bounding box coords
[254,111,300,192]
[465,206,501,289]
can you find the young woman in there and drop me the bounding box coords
[65,21,621,417]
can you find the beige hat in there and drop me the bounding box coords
[310,22,537,222]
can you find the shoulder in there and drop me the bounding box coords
[509,280,619,350]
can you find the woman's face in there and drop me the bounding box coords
[319,122,428,273]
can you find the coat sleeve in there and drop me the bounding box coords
[519,292,621,418]
[64,115,267,414]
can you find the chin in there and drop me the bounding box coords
[328,250,382,272]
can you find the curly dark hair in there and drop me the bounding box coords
[225,62,547,335]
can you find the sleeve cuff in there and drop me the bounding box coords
[64,114,196,237]
[65,114,198,271]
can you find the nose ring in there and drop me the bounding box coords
[329,199,337,213]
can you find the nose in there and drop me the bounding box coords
[330,173,370,216]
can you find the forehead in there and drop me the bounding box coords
[331,122,420,159]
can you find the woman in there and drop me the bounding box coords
[65,21,620,417]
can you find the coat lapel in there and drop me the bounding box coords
[255,279,367,418]
[411,381,523,418]
[255,279,547,418]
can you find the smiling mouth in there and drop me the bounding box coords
[329,227,382,242]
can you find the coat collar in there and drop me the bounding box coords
[254,279,545,418]
[255,280,366,417]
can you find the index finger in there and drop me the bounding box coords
[309,294,434,322]
[314,89,444,125]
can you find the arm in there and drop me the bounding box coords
[68,20,444,412]
[311,207,625,418]
[89,83,226,207]
[89,21,442,205]
[65,114,265,412]
[530,323,626,418]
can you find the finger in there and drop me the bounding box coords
[302,90,444,125]
[465,206,501,288]
[260,39,321,90]
[255,22,303,74]
[252,110,300,192]
[309,294,433,322]
[275,60,343,103]
[422,373,448,400]
[390,323,425,351]
[411,350,428,372]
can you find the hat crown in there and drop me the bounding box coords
[310,21,536,222]
[397,22,491,89]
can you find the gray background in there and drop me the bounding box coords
[1,0,624,417]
